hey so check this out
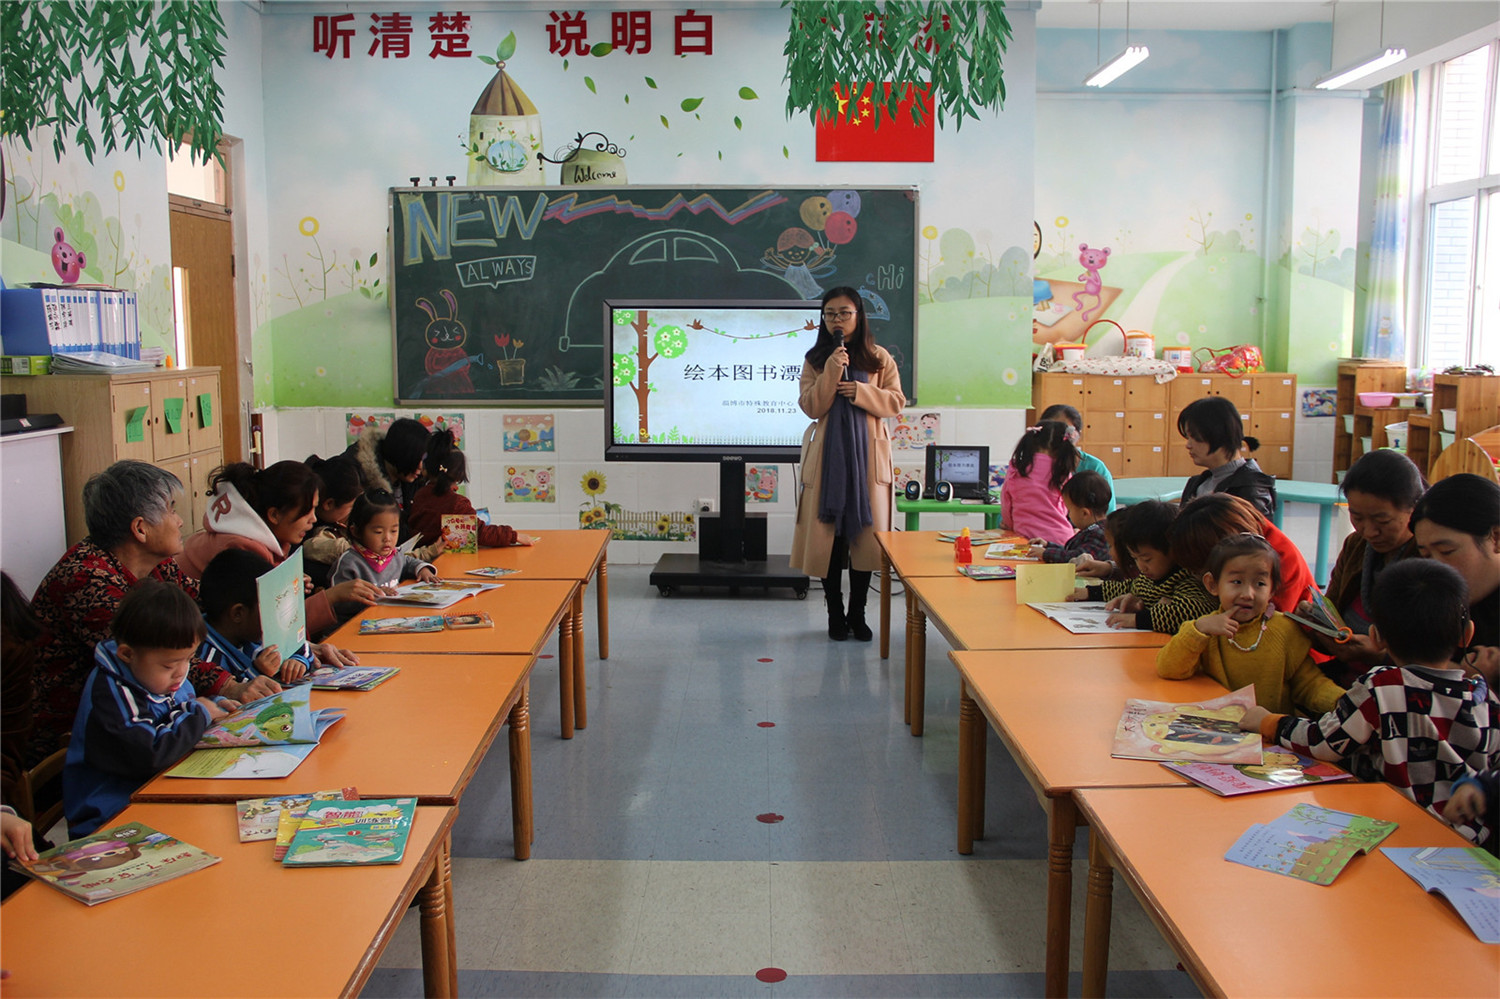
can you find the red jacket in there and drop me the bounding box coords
[1263,521,1314,613]
[408,484,517,549]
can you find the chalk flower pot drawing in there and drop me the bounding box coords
[497,358,526,385]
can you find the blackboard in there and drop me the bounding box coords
[388,186,918,404]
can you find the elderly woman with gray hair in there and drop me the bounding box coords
[25,461,277,768]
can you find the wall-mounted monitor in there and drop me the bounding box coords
[603,299,819,463]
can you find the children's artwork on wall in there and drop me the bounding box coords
[745,465,779,503]
[503,413,555,452]
[1301,388,1337,418]
[577,467,695,540]
[989,465,1006,502]
[889,412,940,449]
[344,413,464,446]
[503,465,554,503]
[345,412,395,444]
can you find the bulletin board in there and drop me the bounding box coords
[388,186,918,404]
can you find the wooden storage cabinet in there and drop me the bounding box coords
[1034,370,1296,481]
[4,367,224,545]
[1333,360,1405,480]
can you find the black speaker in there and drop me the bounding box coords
[934,480,954,502]
[904,480,922,501]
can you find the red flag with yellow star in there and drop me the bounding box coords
[814,83,935,162]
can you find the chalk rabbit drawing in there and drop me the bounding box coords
[1071,243,1110,323]
[418,290,475,395]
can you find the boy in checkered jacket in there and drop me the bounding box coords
[1238,559,1500,846]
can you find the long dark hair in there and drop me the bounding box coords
[1009,420,1079,490]
[804,286,879,373]
[210,461,318,521]
[424,430,467,496]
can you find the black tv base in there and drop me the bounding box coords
[649,554,808,599]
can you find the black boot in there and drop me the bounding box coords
[846,570,873,641]
[823,575,848,641]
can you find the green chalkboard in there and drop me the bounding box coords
[388,186,918,404]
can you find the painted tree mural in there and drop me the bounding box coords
[612,309,689,442]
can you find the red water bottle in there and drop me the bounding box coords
[954,527,973,565]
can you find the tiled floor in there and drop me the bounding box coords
[365,511,1335,996]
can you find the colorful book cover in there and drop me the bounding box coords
[193,686,343,749]
[1382,847,1500,943]
[165,743,318,780]
[255,548,306,666]
[444,612,494,629]
[273,788,358,861]
[957,564,1016,580]
[358,615,444,635]
[1225,803,1398,886]
[441,514,478,554]
[307,665,401,690]
[12,823,219,905]
[1162,751,1351,796]
[1111,686,1263,765]
[236,787,358,842]
[465,566,519,578]
[282,797,417,867]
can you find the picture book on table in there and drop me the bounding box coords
[985,540,1042,561]
[465,566,520,578]
[1028,602,1151,635]
[274,788,361,860]
[957,564,1016,580]
[1382,847,1500,943]
[376,579,502,609]
[441,514,478,554]
[165,687,343,780]
[359,615,444,635]
[306,664,401,690]
[256,548,306,665]
[938,530,1008,544]
[236,787,358,842]
[1111,686,1263,765]
[1162,751,1351,796]
[12,823,219,905]
[282,797,417,867]
[444,612,494,629]
[1225,803,1397,886]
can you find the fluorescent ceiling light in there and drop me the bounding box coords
[1314,47,1407,89]
[1083,45,1150,87]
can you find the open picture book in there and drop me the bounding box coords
[376,578,502,609]
[12,823,219,905]
[1162,751,1351,796]
[1028,601,1151,635]
[165,687,343,779]
[1111,685,1263,765]
[1382,847,1500,943]
[1226,803,1397,886]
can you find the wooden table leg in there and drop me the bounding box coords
[879,551,892,660]
[910,600,927,737]
[596,557,610,660]
[903,587,916,725]
[558,609,575,739]
[418,835,455,998]
[571,584,587,730]
[443,839,458,998]
[971,695,987,840]
[1044,795,1078,999]
[958,681,978,854]
[1081,824,1115,999]
[509,681,533,860]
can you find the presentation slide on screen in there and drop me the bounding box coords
[610,305,820,448]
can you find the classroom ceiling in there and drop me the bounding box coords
[1035,1,1335,33]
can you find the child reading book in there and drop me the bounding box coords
[329,491,437,618]
[63,583,237,837]
[1157,534,1344,715]
[198,549,319,685]
[1238,560,1500,846]
[1167,493,1314,613]
[999,420,1078,545]
[408,430,533,549]
[1069,500,1217,632]
[1030,471,1111,564]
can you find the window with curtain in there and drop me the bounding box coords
[1418,43,1498,371]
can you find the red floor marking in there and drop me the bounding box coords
[756,812,784,824]
[539,654,554,659]
[755,968,788,983]
[757,721,776,728]
[757,657,774,662]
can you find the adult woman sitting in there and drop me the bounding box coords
[178,461,380,636]
[26,462,276,768]
[341,417,431,537]
[1177,396,1277,519]
[1307,448,1425,684]
[1411,473,1500,683]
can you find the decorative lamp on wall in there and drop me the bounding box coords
[1313,1,1406,90]
[1083,1,1150,88]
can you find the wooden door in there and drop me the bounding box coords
[170,201,241,463]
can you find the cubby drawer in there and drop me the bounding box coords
[1125,378,1169,412]
[1257,444,1293,478]
[1095,443,1126,477]
[1124,444,1167,477]
[1033,373,1086,414]
[1167,446,1199,478]
[1125,411,1168,443]
[1217,377,1254,411]
[1252,373,1297,411]
[1085,410,1126,441]
[1251,410,1295,444]
[1170,376,1217,413]
[1086,376,1128,410]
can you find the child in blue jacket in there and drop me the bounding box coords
[63,582,236,837]
[199,549,318,685]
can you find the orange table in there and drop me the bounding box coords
[134,653,536,859]
[950,647,1219,998]
[333,578,584,737]
[436,527,610,660]
[1076,783,1500,998]
[0,802,459,997]
[903,574,1167,736]
[875,530,1035,659]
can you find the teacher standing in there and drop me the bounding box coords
[790,287,906,642]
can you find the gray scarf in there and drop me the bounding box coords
[818,365,871,539]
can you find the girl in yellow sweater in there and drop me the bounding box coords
[1157,534,1344,715]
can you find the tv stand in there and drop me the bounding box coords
[649,457,809,598]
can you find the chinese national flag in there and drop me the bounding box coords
[814,83,935,163]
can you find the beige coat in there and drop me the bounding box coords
[789,345,906,577]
